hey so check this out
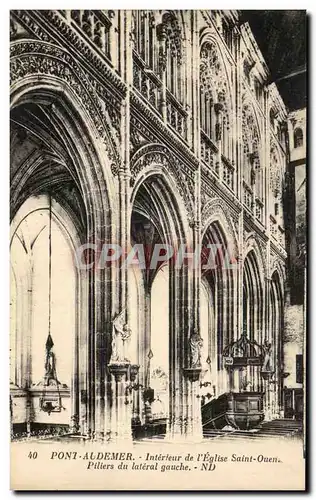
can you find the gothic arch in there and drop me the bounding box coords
[199,30,234,109]
[270,257,286,288]
[199,31,234,159]
[10,194,85,430]
[10,40,120,182]
[130,143,194,237]
[243,233,267,280]
[241,95,263,191]
[201,198,239,258]
[241,93,262,141]
[243,250,264,341]
[10,40,119,436]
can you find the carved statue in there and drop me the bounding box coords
[189,329,203,368]
[262,341,273,373]
[111,310,132,363]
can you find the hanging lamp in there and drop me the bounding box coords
[39,191,64,415]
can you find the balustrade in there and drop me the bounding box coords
[67,10,112,61]
[200,131,218,175]
[166,92,187,140]
[255,198,264,224]
[222,156,234,191]
[133,56,161,112]
[243,182,253,212]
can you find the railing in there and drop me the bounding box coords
[222,155,234,191]
[200,131,218,175]
[255,198,264,224]
[243,182,253,212]
[132,52,188,141]
[64,10,112,61]
[133,56,161,113]
[270,215,277,239]
[166,91,187,140]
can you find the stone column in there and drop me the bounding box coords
[214,102,223,178]
[183,368,203,442]
[106,10,134,443]
[157,23,167,122]
[108,363,132,442]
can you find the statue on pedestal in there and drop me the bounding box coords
[189,329,203,368]
[111,310,132,363]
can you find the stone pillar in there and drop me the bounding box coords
[108,363,132,442]
[214,102,223,178]
[183,368,203,442]
[157,23,167,122]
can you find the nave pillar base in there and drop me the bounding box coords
[166,368,203,443]
[108,362,133,443]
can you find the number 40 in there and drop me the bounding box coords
[28,451,38,459]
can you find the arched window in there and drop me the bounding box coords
[294,127,303,148]
[161,12,183,103]
[200,42,231,159]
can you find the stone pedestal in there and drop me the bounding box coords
[108,362,132,442]
[166,368,203,443]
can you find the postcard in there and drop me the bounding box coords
[10,9,306,491]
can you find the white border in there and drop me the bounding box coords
[2,4,314,498]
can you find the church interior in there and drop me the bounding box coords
[10,10,306,442]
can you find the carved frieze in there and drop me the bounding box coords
[130,116,156,153]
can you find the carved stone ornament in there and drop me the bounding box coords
[242,102,260,163]
[10,40,120,176]
[201,197,239,258]
[270,143,282,198]
[200,42,229,123]
[130,144,196,218]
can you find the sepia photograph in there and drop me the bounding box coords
[9,8,307,491]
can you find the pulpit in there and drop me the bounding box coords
[202,391,264,430]
[202,333,272,431]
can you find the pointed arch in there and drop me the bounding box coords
[201,198,239,259]
[10,41,119,436]
[243,233,267,280]
[199,31,234,159]
[242,94,263,196]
